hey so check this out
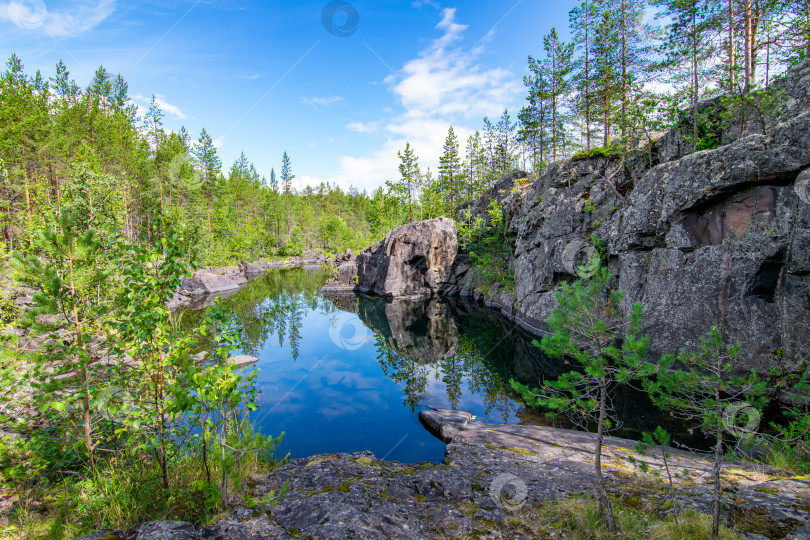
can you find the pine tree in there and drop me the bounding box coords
[482,116,498,180]
[463,132,483,201]
[193,128,221,235]
[510,259,652,531]
[495,109,518,173]
[112,74,129,108]
[393,142,420,222]
[523,69,552,169]
[145,95,164,154]
[652,0,717,146]
[570,0,598,150]
[530,28,574,163]
[87,65,112,98]
[12,210,116,461]
[50,59,77,97]
[645,327,767,538]
[611,0,655,136]
[592,9,622,146]
[280,152,295,242]
[280,151,294,194]
[438,126,462,216]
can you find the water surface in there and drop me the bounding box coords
[176,267,699,463]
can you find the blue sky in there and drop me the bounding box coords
[1,0,578,193]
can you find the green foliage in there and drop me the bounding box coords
[5,424,284,538]
[458,201,515,291]
[0,283,15,330]
[10,209,118,461]
[589,233,609,265]
[648,510,742,540]
[645,327,768,447]
[765,366,810,474]
[572,143,625,161]
[0,219,282,535]
[511,261,651,422]
[510,259,651,530]
[683,106,724,151]
[0,56,407,269]
[644,326,768,537]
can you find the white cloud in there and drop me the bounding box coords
[154,94,186,120]
[213,136,225,150]
[346,120,382,133]
[329,7,522,193]
[133,94,187,120]
[294,174,325,191]
[412,0,440,8]
[0,0,116,38]
[300,96,345,108]
[385,8,520,121]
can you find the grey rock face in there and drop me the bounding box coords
[170,260,277,310]
[324,217,458,298]
[418,408,473,442]
[240,260,264,277]
[442,60,810,379]
[179,269,248,297]
[229,355,259,368]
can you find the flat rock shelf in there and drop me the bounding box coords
[78,409,810,539]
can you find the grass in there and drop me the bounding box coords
[0,432,284,540]
[649,510,742,540]
[476,496,744,540]
[571,143,624,162]
[498,496,649,539]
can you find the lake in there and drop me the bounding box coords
[175,267,701,463]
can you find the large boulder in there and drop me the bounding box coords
[179,269,247,297]
[324,217,458,298]
[240,260,264,277]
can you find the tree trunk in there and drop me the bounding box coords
[621,0,628,136]
[693,21,699,148]
[408,179,413,222]
[157,359,169,489]
[449,171,455,218]
[206,188,212,234]
[68,250,94,460]
[728,0,736,90]
[585,0,591,151]
[552,53,558,162]
[712,429,723,538]
[744,0,753,91]
[596,379,616,531]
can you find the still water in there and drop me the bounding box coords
[176,267,685,463]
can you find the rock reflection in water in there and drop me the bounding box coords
[329,295,537,421]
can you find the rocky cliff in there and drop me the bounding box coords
[326,60,810,380]
[447,61,810,379]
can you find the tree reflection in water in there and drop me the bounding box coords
[175,268,701,449]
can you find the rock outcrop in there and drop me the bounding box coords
[323,217,458,298]
[78,412,809,539]
[170,257,334,310]
[442,60,810,380]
